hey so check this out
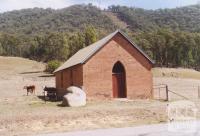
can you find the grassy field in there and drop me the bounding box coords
[0,96,167,136]
[153,67,200,79]
[0,56,200,135]
[153,67,200,101]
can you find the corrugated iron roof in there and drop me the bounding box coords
[54,30,154,73]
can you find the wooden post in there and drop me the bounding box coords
[198,86,200,99]
[166,85,169,101]
[159,88,160,100]
[44,91,46,103]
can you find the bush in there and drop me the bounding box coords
[46,60,61,73]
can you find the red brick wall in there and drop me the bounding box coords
[55,72,61,89]
[55,65,83,96]
[82,33,153,99]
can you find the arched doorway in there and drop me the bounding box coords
[112,61,127,98]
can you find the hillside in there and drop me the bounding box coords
[0,5,117,35]
[0,4,200,68]
[0,56,54,98]
[108,4,200,32]
[153,67,200,79]
[0,56,45,76]
[0,4,200,35]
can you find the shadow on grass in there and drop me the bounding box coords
[37,95,61,102]
[57,103,66,107]
[154,99,168,102]
[19,71,44,74]
[38,74,54,77]
[37,95,46,101]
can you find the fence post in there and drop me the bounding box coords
[166,85,169,101]
[198,86,200,99]
[159,88,161,100]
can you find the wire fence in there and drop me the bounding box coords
[154,84,168,101]
[154,84,200,101]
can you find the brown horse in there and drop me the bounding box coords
[24,85,36,96]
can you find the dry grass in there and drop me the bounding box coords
[0,56,200,135]
[153,67,200,79]
[0,56,45,76]
[153,68,200,101]
[103,11,128,29]
[0,56,54,98]
[0,97,168,136]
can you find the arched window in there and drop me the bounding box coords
[112,61,125,73]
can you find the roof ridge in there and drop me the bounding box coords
[54,30,154,73]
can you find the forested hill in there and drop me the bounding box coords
[1,4,200,35]
[0,5,117,35]
[0,4,200,69]
[108,4,200,32]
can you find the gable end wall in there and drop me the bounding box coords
[82,33,153,99]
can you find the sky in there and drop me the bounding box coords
[0,0,199,13]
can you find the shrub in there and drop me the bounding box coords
[46,60,61,73]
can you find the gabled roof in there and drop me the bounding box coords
[54,30,154,73]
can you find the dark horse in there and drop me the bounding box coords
[43,86,57,101]
[23,85,36,96]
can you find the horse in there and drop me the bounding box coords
[23,85,36,96]
[43,86,57,101]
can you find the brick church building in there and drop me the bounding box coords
[54,30,154,99]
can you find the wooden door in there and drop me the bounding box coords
[112,73,126,98]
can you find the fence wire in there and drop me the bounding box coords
[154,84,200,101]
